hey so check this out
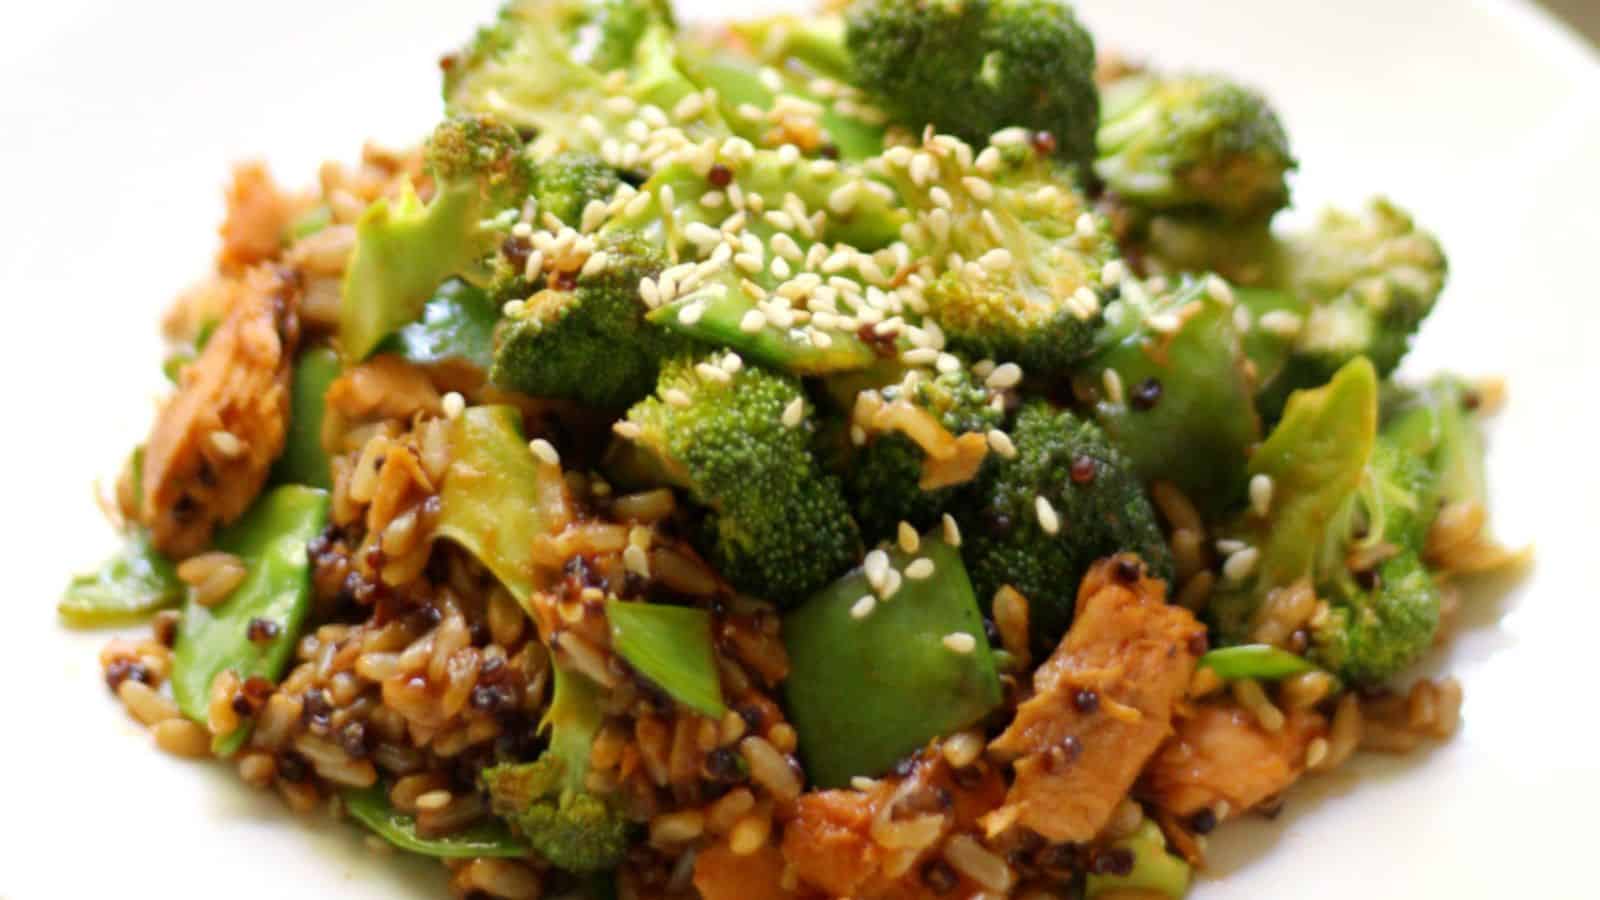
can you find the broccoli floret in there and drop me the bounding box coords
[876,131,1116,374]
[341,115,531,360]
[531,152,624,227]
[845,0,1100,170]
[481,663,631,872]
[842,365,1004,540]
[621,353,861,604]
[491,231,685,407]
[955,401,1171,651]
[1096,73,1295,222]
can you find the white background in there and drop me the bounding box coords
[2,1,1599,897]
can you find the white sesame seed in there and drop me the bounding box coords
[910,152,936,186]
[638,277,660,307]
[501,299,525,317]
[1035,496,1060,535]
[624,544,650,577]
[1149,311,1182,334]
[897,522,920,554]
[936,352,961,374]
[1259,310,1304,338]
[1204,274,1235,306]
[613,420,642,439]
[929,186,953,209]
[941,513,962,547]
[664,388,692,407]
[441,392,465,419]
[1075,212,1098,238]
[850,595,877,620]
[699,190,726,209]
[987,429,1017,459]
[905,557,935,580]
[528,438,561,466]
[863,549,890,586]
[1223,546,1261,583]
[850,424,867,446]
[1072,287,1102,318]
[524,249,545,281]
[677,301,706,326]
[828,181,861,216]
[684,221,721,247]
[781,396,805,429]
[879,567,903,599]
[943,632,977,654]
[978,248,1014,272]
[739,309,768,334]
[1249,474,1275,517]
[672,92,706,121]
[720,352,743,374]
[1215,538,1247,555]
[580,251,610,277]
[208,429,245,458]
[986,362,1022,390]
[961,175,994,202]
[1101,259,1128,287]
[1234,306,1253,334]
[1102,368,1126,406]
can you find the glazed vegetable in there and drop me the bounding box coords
[1198,644,1318,681]
[341,115,531,361]
[268,346,340,489]
[436,406,570,603]
[1084,820,1192,899]
[343,784,529,858]
[59,530,183,626]
[1086,275,1260,515]
[1096,73,1295,222]
[620,353,859,605]
[528,152,624,227]
[171,485,329,754]
[482,663,632,872]
[956,401,1172,651]
[783,532,1001,787]
[605,599,724,716]
[380,279,500,373]
[844,0,1100,170]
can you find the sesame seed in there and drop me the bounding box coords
[415,790,453,812]
[1259,310,1304,338]
[1215,538,1247,555]
[986,362,1022,390]
[678,301,706,325]
[828,181,861,215]
[781,396,805,429]
[879,567,903,599]
[1234,306,1253,333]
[864,549,890,588]
[936,352,961,373]
[208,429,245,459]
[850,424,866,446]
[580,251,610,277]
[638,277,660,307]
[739,309,768,334]
[1035,496,1061,535]
[1101,259,1128,286]
[978,248,1013,272]
[441,392,465,419]
[528,439,561,466]
[943,633,977,654]
[1072,287,1102,318]
[961,175,994,202]
[624,543,650,577]
[699,190,726,209]
[720,352,743,374]
[1101,368,1126,406]
[502,299,525,317]
[664,388,692,407]
[1149,312,1181,334]
[613,420,642,439]
[929,186,953,209]
[851,595,877,620]
[942,513,962,547]
[905,557,935,580]
[1204,274,1235,306]
[910,152,936,186]
[987,429,1017,459]
[696,362,730,383]
[1249,474,1275,517]
[672,92,706,121]
[684,221,721,247]
[1223,546,1261,583]
[897,522,920,554]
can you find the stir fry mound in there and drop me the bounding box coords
[63,2,1527,898]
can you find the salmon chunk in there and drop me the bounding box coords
[217,162,293,272]
[1142,703,1326,819]
[142,266,298,556]
[982,555,1206,843]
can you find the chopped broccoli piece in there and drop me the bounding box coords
[1096,73,1295,222]
[482,663,631,872]
[955,401,1171,651]
[490,230,686,407]
[1084,820,1191,899]
[841,364,1003,540]
[620,354,861,604]
[530,152,624,227]
[845,0,1100,170]
[1311,545,1440,685]
[340,115,530,361]
[876,132,1115,374]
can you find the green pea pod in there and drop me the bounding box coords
[59,530,184,626]
[1085,820,1191,899]
[649,279,877,376]
[1198,644,1317,681]
[172,485,329,755]
[436,406,568,604]
[286,204,332,243]
[270,346,341,490]
[342,784,529,859]
[783,533,1002,788]
[380,278,500,372]
[606,600,725,717]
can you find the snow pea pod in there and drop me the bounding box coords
[58,530,183,626]
[342,784,528,859]
[606,600,724,717]
[171,485,329,755]
[269,346,341,490]
[1198,644,1317,681]
[380,278,499,373]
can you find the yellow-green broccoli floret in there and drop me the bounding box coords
[622,354,861,604]
[530,151,625,226]
[481,663,631,872]
[844,0,1100,170]
[955,401,1171,651]
[1096,73,1296,222]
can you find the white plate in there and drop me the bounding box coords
[2,1,1597,897]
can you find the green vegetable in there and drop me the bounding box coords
[605,599,724,717]
[286,205,333,243]
[1085,820,1191,899]
[1198,644,1317,681]
[955,401,1172,652]
[844,0,1100,170]
[529,152,624,228]
[172,485,329,755]
[1382,375,1487,515]
[1311,550,1440,685]
[482,663,633,872]
[436,406,567,604]
[59,530,183,626]
[1096,72,1295,222]
[620,353,860,605]
[783,533,1001,788]
[269,346,341,489]
[380,279,500,373]
[343,784,529,859]
[340,115,530,361]
[1087,275,1260,515]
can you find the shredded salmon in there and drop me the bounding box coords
[142,266,299,556]
[981,555,1206,844]
[1142,702,1326,819]
[694,842,799,900]
[217,162,294,273]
